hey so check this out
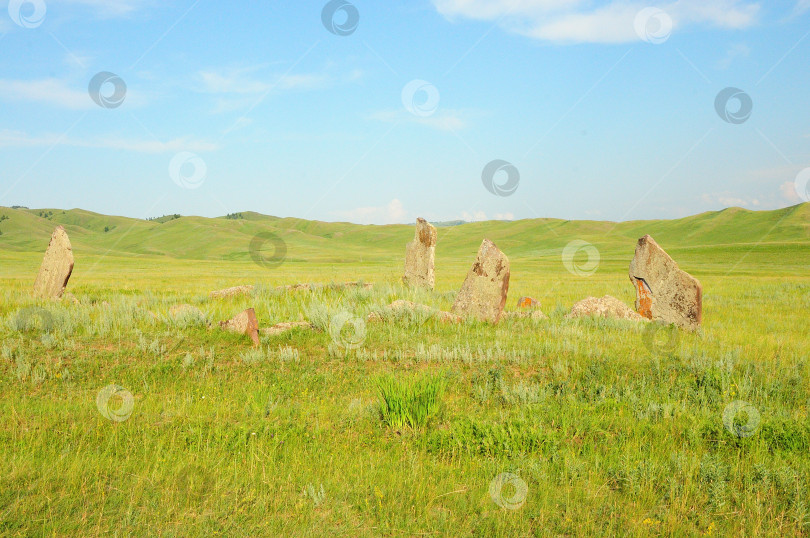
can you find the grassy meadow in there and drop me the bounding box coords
[1,204,809,536]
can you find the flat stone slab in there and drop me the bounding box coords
[502,310,548,320]
[276,281,372,292]
[366,300,461,324]
[170,304,205,319]
[210,285,254,298]
[451,239,510,323]
[33,226,74,299]
[629,235,702,330]
[260,321,313,337]
[566,295,648,321]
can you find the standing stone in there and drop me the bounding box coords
[451,239,510,323]
[403,218,437,290]
[220,308,260,346]
[629,235,702,330]
[33,226,74,299]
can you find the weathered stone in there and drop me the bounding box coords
[629,235,702,329]
[516,296,539,309]
[503,310,548,320]
[260,321,313,337]
[451,239,510,323]
[169,304,205,319]
[403,218,437,290]
[436,310,462,323]
[275,281,372,293]
[366,300,461,324]
[210,285,254,299]
[220,308,260,346]
[33,226,74,299]
[386,299,433,315]
[566,295,648,321]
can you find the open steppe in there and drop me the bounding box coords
[1,204,809,535]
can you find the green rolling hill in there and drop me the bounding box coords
[1,204,808,272]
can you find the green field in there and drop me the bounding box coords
[1,204,809,536]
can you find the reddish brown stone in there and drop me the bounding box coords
[517,296,539,309]
[220,308,260,346]
[629,235,702,330]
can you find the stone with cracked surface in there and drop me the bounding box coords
[403,218,437,290]
[451,239,510,323]
[629,235,702,330]
[33,226,74,299]
[566,295,647,321]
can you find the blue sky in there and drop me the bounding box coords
[1,0,808,224]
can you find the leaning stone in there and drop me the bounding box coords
[403,218,437,290]
[566,295,648,321]
[219,308,260,346]
[260,321,313,337]
[33,226,74,299]
[628,235,702,330]
[451,239,510,323]
[210,285,254,299]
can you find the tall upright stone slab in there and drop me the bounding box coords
[33,226,74,299]
[402,217,437,290]
[451,239,510,323]
[629,235,702,330]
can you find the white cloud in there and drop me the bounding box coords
[63,52,92,69]
[198,65,355,114]
[222,117,254,135]
[198,66,343,95]
[0,129,219,153]
[461,210,489,221]
[494,212,515,220]
[0,78,91,110]
[700,192,761,208]
[779,180,801,203]
[794,0,810,15]
[0,78,146,109]
[432,0,760,44]
[56,0,154,18]
[717,43,750,69]
[369,109,468,131]
[334,199,408,225]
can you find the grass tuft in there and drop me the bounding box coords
[377,373,446,430]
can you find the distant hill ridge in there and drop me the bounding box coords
[0,204,807,262]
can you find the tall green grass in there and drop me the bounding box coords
[377,373,447,429]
